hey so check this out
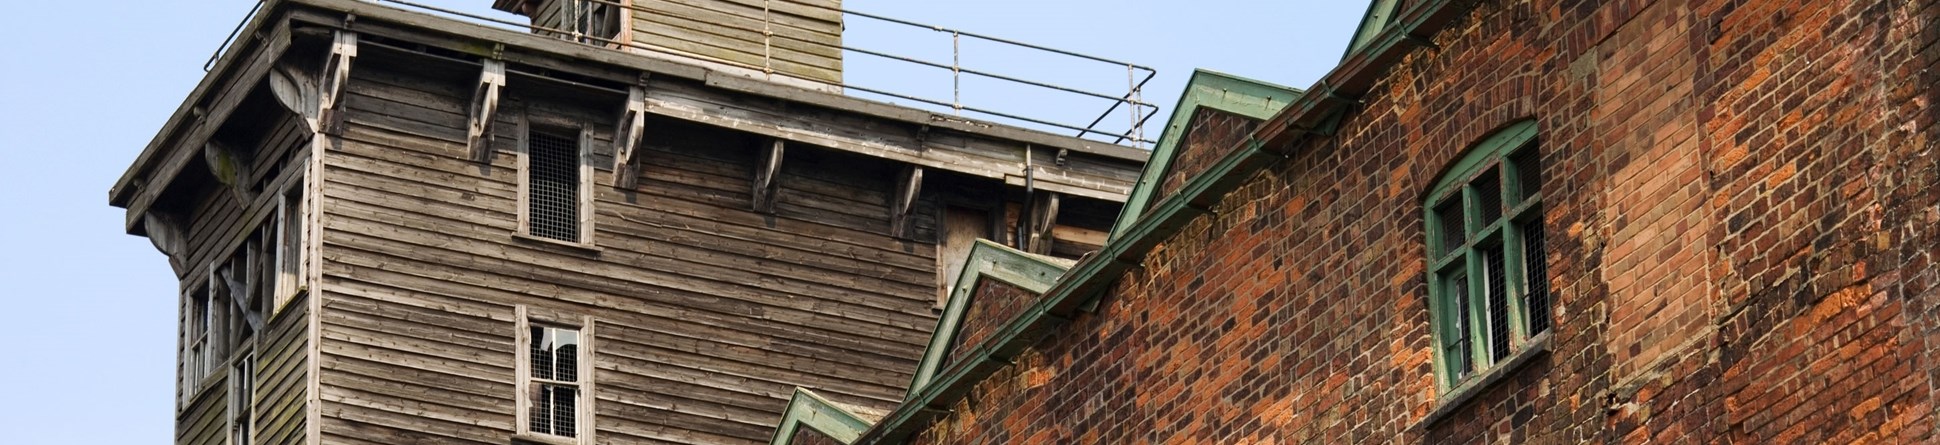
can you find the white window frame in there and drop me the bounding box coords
[228,352,256,445]
[516,116,597,247]
[514,306,596,444]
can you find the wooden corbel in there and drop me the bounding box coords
[611,85,648,188]
[889,165,925,239]
[315,30,358,135]
[1025,192,1061,254]
[467,58,507,162]
[201,140,253,202]
[751,139,785,213]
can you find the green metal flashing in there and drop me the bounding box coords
[1108,70,1302,243]
[768,388,875,445]
[1344,0,1405,59]
[907,240,1073,397]
[854,1,1469,442]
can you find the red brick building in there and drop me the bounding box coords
[775,0,1940,443]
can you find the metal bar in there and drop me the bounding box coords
[205,0,268,72]
[1075,70,1156,138]
[843,9,1156,72]
[844,46,1155,108]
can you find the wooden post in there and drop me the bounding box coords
[889,165,925,239]
[316,30,358,135]
[1025,192,1060,255]
[752,139,785,213]
[467,59,507,163]
[612,85,648,188]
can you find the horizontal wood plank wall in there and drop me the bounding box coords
[628,0,843,83]
[178,375,228,445]
[255,296,310,445]
[317,57,937,444]
[176,114,312,289]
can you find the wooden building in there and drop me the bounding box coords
[108,1,1145,444]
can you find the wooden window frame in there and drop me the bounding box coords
[1423,120,1550,396]
[516,115,598,248]
[514,306,597,445]
[274,180,309,313]
[228,351,256,445]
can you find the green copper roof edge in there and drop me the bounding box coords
[1345,0,1404,59]
[906,240,1072,398]
[1108,70,1302,243]
[855,1,1466,442]
[769,388,873,445]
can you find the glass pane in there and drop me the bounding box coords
[528,384,554,435]
[1475,169,1503,224]
[1511,147,1540,203]
[1445,275,1472,381]
[1435,199,1465,256]
[553,385,578,437]
[530,327,553,381]
[1523,222,1552,334]
[555,329,580,383]
[1484,245,1511,362]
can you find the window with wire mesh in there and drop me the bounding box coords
[525,128,583,243]
[1426,136,1548,391]
[527,325,581,438]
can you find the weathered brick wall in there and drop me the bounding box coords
[947,280,1042,367]
[902,0,1939,443]
[1158,108,1262,202]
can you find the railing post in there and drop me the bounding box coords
[952,31,962,116]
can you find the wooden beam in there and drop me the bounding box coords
[611,85,648,188]
[467,58,507,163]
[315,30,359,135]
[1025,192,1061,255]
[889,165,924,239]
[751,139,785,213]
[119,20,293,232]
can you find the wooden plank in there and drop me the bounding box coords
[752,139,784,213]
[888,165,923,239]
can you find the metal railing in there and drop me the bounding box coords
[207,0,1157,147]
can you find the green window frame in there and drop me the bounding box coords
[1424,120,1551,392]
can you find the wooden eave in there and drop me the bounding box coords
[111,0,1146,233]
[851,0,1471,442]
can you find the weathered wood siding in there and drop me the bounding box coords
[315,53,939,444]
[254,297,310,445]
[177,374,229,445]
[627,0,843,84]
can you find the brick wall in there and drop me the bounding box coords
[1158,108,1262,202]
[901,0,1939,443]
[947,279,1042,367]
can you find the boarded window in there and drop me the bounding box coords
[525,127,585,243]
[936,207,991,308]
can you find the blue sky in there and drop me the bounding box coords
[0,1,1363,442]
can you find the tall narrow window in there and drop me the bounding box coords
[276,184,307,309]
[1425,120,1550,392]
[521,123,593,245]
[517,309,594,444]
[229,353,255,445]
[181,284,212,405]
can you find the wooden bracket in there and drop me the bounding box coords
[889,165,925,239]
[611,85,648,188]
[467,59,507,163]
[201,140,253,202]
[316,30,358,135]
[1025,192,1061,254]
[751,139,785,213]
